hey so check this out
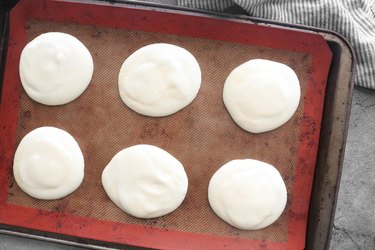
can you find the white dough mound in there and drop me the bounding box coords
[223,59,300,133]
[13,127,84,200]
[102,144,188,218]
[19,32,94,105]
[208,159,287,230]
[118,43,201,117]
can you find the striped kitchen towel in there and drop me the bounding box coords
[178,0,375,89]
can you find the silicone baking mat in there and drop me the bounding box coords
[0,0,332,249]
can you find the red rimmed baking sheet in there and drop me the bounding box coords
[0,0,332,249]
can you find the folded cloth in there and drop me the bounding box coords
[178,0,375,89]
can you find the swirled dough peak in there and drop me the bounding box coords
[102,144,188,218]
[13,127,84,200]
[118,43,201,117]
[208,159,287,230]
[223,59,300,133]
[19,32,93,105]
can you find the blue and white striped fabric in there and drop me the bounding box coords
[178,0,375,89]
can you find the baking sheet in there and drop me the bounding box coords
[0,0,332,249]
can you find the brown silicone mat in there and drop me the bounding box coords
[6,18,311,242]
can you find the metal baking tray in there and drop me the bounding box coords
[0,0,354,249]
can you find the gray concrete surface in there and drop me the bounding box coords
[329,87,375,250]
[2,1,375,249]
